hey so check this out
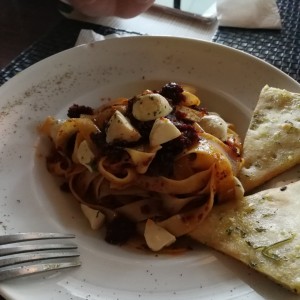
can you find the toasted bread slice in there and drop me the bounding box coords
[189,180,300,294]
[238,85,300,192]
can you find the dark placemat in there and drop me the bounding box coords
[213,0,300,83]
[0,19,141,86]
[0,0,299,86]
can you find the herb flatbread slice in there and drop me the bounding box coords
[238,85,300,192]
[189,180,300,294]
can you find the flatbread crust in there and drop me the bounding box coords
[238,85,300,192]
[189,180,300,294]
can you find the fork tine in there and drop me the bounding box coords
[0,233,80,281]
[0,251,80,268]
[0,233,75,245]
[0,261,81,281]
[0,243,77,257]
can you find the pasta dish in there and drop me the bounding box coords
[38,82,244,251]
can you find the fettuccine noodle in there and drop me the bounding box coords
[38,82,244,251]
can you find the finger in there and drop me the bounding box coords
[115,0,155,18]
[69,0,155,18]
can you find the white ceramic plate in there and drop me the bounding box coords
[0,36,299,300]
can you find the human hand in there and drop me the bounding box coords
[69,0,155,18]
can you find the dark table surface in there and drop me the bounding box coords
[1,0,299,85]
[0,0,62,69]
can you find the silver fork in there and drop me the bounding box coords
[0,232,81,281]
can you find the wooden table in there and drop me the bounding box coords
[0,0,62,69]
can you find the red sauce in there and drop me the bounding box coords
[105,216,136,245]
[67,104,94,118]
[159,82,185,105]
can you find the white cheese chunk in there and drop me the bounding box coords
[233,176,245,201]
[199,115,228,141]
[77,140,95,165]
[132,93,173,121]
[149,117,181,146]
[144,219,176,252]
[106,110,141,143]
[80,204,105,230]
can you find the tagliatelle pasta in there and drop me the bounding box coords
[38,82,244,251]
